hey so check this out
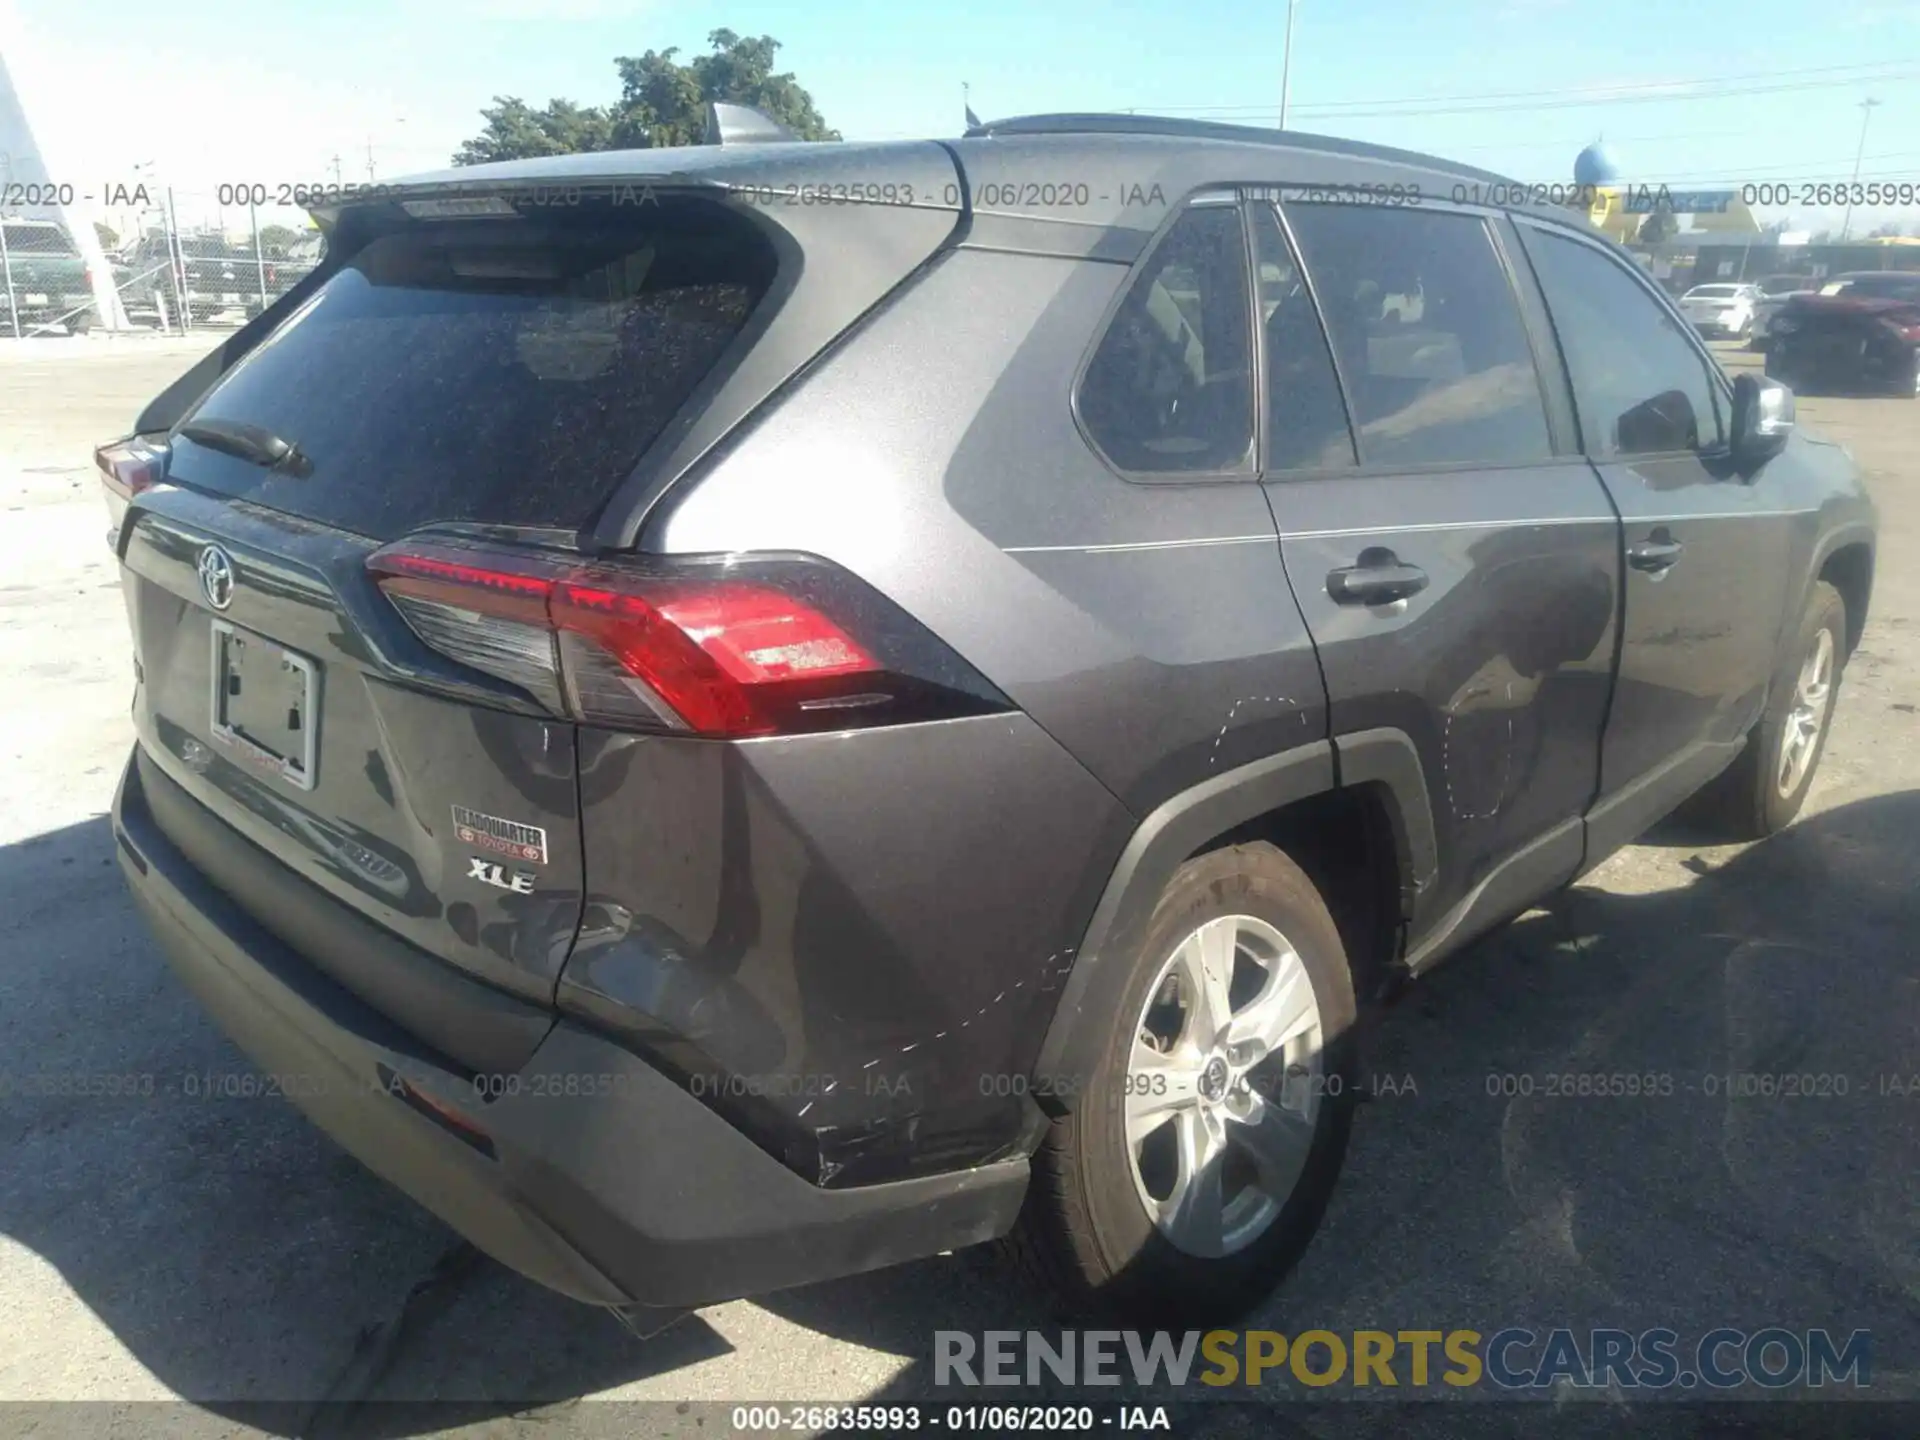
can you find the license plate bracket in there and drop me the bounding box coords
[210,619,318,790]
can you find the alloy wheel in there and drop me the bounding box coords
[1777,627,1834,798]
[1124,914,1324,1258]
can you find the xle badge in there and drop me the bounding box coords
[451,805,549,864]
[467,858,534,894]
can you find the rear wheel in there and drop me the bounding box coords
[1002,843,1357,1323]
[1684,581,1845,839]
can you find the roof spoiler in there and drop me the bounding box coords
[704,102,800,146]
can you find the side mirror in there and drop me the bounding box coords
[1731,372,1794,468]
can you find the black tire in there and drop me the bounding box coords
[1684,581,1846,840]
[1001,842,1358,1325]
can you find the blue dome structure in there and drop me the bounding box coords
[1574,140,1620,188]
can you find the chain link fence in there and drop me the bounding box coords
[0,189,325,337]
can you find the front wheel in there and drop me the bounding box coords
[1001,843,1358,1324]
[1684,581,1845,839]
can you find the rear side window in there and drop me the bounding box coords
[1078,202,1254,475]
[1284,205,1553,469]
[174,199,777,540]
[1522,227,1725,457]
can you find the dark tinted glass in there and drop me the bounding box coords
[175,199,776,539]
[2,223,78,255]
[1250,205,1355,471]
[1079,203,1254,474]
[1285,205,1553,468]
[1524,228,1725,456]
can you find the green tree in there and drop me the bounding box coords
[455,97,617,165]
[93,220,120,252]
[257,224,306,257]
[1637,209,1680,245]
[455,30,836,164]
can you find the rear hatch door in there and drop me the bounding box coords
[118,192,786,1018]
[116,150,966,1038]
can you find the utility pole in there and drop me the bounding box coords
[366,136,377,182]
[329,153,343,186]
[1839,97,1879,243]
[1279,0,1298,130]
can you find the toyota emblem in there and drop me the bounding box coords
[197,545,236,611]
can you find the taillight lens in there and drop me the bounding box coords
[367,539,1005,738]
[96,435,171,541]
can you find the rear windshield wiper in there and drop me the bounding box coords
[177,418,313,478]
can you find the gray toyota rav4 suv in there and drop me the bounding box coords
[103,111,1876,1324]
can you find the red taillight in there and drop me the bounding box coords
[367,540,940,739]
[552,576,877,734]
[97,436,170,497]
[96,435,171,541]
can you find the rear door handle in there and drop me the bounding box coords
[1327,548,1430,606]
[1627,535,1685,573]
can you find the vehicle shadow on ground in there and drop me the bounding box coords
[2,792,1916,1436]
[801,788,1920,1435]
[0,813,728,1436]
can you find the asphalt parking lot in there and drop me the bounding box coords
[1,335,1915,1437]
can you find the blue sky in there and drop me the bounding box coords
[6,0,1918,232]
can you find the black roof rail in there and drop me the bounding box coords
[962,112,1516,187]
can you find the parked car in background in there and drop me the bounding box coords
[114,231,314,327]
[102,111,1877,1326]
[261,231,326,310]
[1766,271,1920,397]
[1678,281,1761,338]
[114,232,182,328]
[176,238,274,323]
[0,219,95,335]
[1750,273,1817,351]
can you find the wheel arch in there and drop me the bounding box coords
[1032,731,1439,1114]
[1815,536,1874,658]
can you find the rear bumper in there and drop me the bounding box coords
[113,750,1027,1309]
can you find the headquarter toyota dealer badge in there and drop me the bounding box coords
[451,805,549,865]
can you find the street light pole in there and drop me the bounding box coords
[1279,0,1297,130]
[1839,97,1879,242]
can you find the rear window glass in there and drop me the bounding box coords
[173,199,777,540]
[1688,285,1740,298]
[2,224,78,255]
